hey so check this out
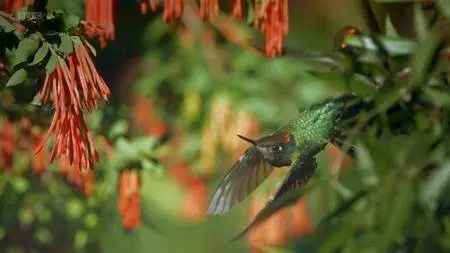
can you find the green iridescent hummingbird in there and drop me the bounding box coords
[207,94,369,239]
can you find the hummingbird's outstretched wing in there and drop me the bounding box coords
[270,155,317,202]
[230,155,317,242]
[207,147,274,216]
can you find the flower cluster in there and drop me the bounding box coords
[35,37,110,176]
[83,0,115,48]
[118,169,142,229]
[1,0,34,12]
[139,0,289,57]
[0,119,15,173]
[259,0,289,57]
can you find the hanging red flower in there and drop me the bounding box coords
[199,0,219,21]
[179,178,207,222]
[35,37,110,176]
[84,0,115,48]
[231,0,243,21]
[30,127,47,176]
[0,119,15,173]
[118,169,142,230]
[1,0,34,12]
[260,0,289,57]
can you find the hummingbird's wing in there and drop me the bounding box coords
[270,155,317,202]
[230,155,317,242]
[207,147,274,216]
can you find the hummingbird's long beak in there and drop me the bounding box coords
[237,134,257,146]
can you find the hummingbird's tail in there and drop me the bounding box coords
[334,94,375,129]
[335,93,421,136]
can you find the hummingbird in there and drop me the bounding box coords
[206,94,370,239]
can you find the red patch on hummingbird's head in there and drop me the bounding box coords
[282,133,292,143]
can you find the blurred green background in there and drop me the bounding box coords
[1,0,450,253]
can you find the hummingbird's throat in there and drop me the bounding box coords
[237,134,256,146]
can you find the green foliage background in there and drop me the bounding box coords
[1,0,450,253]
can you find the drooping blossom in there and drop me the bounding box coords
[247,194,289,253]
[199,0,219,20]
[231,0,243,21]
[0,119,15,172]
[1,0,34,12]
[35,36,110,176]
[140,0,184,22]
[139,0,158,14]
[168,161,194,187]
[118,169,142,230]
[288,198,312,238]
[30,127,48,175]
[259,0,289,57]
[84,0,115,48]
[326,144,353,172]
[132,96,167,137]
[179,178,207,222]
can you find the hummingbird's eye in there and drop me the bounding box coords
[271,145,282,152]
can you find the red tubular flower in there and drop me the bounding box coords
[132,96,167,137]
[168,161,193,187]
[260,0,289,57]
[288,198,312,238]
[139,0,167,14]
[326,144,353,172]
[200,0,219,21]
[0,119,15,172]
[35,37,110,175]
[247,196,268,253]
[31,127,47,176]
[118,169,142,230]
[162,0,184,22]
[1,0,34,12]
[179,178,207,222]
[84,0,115,48]
[231,0,243,21]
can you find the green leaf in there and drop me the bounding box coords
[437,0,450,18]
[420,160,450,212]
[5,68,27,87]
[18,207,35,226]
[108,120,129,139]
[30,93,41,106]
[58,33,74,56]
[410,32,443,85]
[131,136,159,154]
[74,230,88,250]
[84,213,99,229]
[30,44,49,66]
[34,227,53,244]
[65,198,84,220]
[413,2,428,39]
[316,189,371,228]
[45,53,57,74]
[11,176,29,193]
[344,35,417,56]
[37,208,52,224]
[385,14,399,37]
[380,182,414,251]
[0,16,16,33]
[13,37,40,67]
[62,13,80,31]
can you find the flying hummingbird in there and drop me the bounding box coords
[206,94,371,239]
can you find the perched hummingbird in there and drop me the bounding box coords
[206,94,370,239]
